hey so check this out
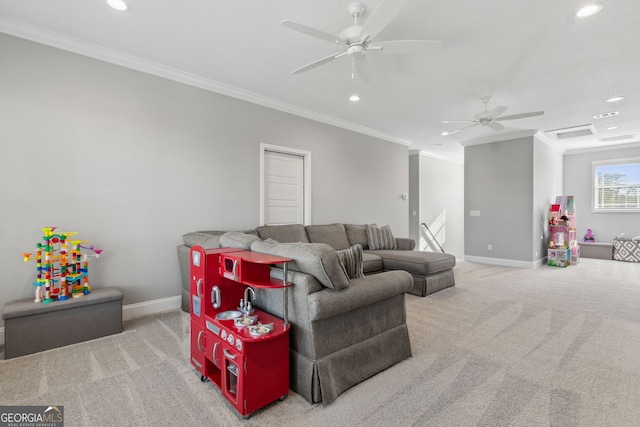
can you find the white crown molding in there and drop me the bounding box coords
[415,149,464,165]
[563,141,640,156]
[459,129,538,147]
[534,130,566,155]
[458,129,566,157]
[0,17,413,148]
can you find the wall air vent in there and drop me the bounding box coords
[598,134,636,143]
[593,111,619,119]
[546,124,596,139]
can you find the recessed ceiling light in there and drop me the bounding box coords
[606,96,624,103]
[441,131,449,136]
[576,3,603,18]
[349,95,360,102]
[107,0,129,11]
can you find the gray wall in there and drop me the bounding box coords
[465,137,534,262]
[0,34,409,327]
[409,153,464,259]
[533,136,564,260]
[564,145,640,242]
[464,134,564,266]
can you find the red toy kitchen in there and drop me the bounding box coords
[189,245,292,418]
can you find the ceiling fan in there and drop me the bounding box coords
[441,96,545,136]
[281,0,441,80]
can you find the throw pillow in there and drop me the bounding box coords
[365,224,398,250]
[219,232,262,250]
[182,231,223,248]
[337,244,364,279]
[251,241,350,290]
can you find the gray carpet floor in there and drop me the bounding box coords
[1,258,639,426]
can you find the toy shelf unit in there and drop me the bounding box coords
[548,197,579,267]
[189,246,292,418]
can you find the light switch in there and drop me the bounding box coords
[470,210,481,217]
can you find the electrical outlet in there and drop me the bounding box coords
[487,244,492,251]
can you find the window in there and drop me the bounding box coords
[592,158,640,212]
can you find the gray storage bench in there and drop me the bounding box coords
[2,287,123,359]
[578,242,613,260]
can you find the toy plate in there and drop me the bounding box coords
[234,315,257,328]
[248,323,274,337]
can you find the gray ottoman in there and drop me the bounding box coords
[371,250,456,296]
[2,287,123,359]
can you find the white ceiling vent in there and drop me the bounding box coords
[546,124,596,139]
[598,134,636,143]
[593,111,619,119]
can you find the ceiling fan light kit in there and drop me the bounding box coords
[281,0,441,80]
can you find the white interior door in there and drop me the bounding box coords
[264,150,305,225]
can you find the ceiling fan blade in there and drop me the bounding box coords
[496,111,545,121]
[360,0,407,40]
[281,20,345,46]
[488,106,507,118]
[442,120,475,124]
[291,52,345,74]
[488,121,505,131]
[443,123,479,135]
[370,40,441,55]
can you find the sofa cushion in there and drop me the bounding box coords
[372,250,456,275]
[305,224,351,250]
[256,224,309,243]
[251,241,350,291]
[365,224,398,250]
[182,232,222,249]
[337,244,364,279]
[344,224,369,249]
[362,252,383,273]
[219,232,261,250]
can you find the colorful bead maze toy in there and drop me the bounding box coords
[21,227,103,304]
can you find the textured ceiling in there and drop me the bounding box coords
[2,0,640,163]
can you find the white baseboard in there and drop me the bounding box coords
[464,255,541,269]
[122,295,183,321]
[1,295,183,346]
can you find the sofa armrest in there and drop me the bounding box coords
[396,237,415,250]
[307,270,412,321]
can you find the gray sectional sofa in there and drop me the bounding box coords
[176,223,455,404]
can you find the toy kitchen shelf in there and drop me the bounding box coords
[189,246,292,418]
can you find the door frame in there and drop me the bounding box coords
[260,143,311,226]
